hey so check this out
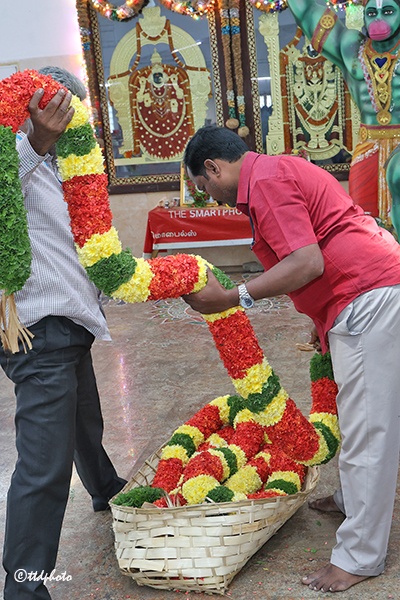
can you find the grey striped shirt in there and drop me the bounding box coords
[9,132,111,341]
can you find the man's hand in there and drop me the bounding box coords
[28,88,74,155]
[182,269,238,314]
[310,325,323,353]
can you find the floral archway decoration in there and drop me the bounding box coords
[88,0,149,21]
[88,0,216,20]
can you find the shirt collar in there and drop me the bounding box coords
[236,152,260,215]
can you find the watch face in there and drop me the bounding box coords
[240,294,254,309]
[238,284,254,308]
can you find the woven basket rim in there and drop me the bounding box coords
[110,444,320,515]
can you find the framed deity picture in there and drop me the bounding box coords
[76,0,225,193]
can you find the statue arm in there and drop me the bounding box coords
[286,0,322,25]
[286,0,351,71]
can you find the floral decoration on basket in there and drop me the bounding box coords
[114,352,337,508]
[110,448,320,593]
[0,69,340,593]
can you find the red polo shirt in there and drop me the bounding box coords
[237,152,400,351]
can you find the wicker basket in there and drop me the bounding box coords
[110,447,320,595]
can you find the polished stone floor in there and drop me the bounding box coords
[1,271,400,600]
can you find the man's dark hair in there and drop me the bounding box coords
[183,125,249,177]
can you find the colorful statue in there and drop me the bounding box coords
[287,0,400,234]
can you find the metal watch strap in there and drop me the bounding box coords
[238,283,255,308]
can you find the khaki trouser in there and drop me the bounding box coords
[328,285,400,576]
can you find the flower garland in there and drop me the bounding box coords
[158,0,217,19]
[88,0,149,21]
[229,0,249,137]
[0,126,30,321]
[89,0,216,20]
[121,350,335,507]
[184,172,211,206]
[0,70,340,508]
[219,0,249,137]
[328,0,363,9]
[220,0,239,130]
[87,0,362,21]
[246,0,288,13]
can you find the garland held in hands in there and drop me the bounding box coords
[0,70,340,507]
[0,72,63,352]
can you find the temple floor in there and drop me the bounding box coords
[1,271,399,599]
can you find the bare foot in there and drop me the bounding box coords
[301,563,370,592]
[308,495,344,514]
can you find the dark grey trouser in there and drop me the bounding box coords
[0,316,126,599]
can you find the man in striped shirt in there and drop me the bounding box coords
[0,67,126,600]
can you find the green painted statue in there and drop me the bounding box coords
[287,0,400,235]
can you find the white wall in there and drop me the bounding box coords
[0,0,85,93]
[1,0,81,63]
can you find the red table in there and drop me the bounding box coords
[143,206,253,257]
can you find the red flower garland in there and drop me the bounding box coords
[63,174,112,247]
[208,311,265,380]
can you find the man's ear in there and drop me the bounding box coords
[204,158,220,176]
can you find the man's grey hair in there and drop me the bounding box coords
[39,66,87,101]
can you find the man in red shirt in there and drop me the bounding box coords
[183,125,400,593]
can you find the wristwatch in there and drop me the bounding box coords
[237,283,255,309]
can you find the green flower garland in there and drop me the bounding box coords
[0,128,31,296]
